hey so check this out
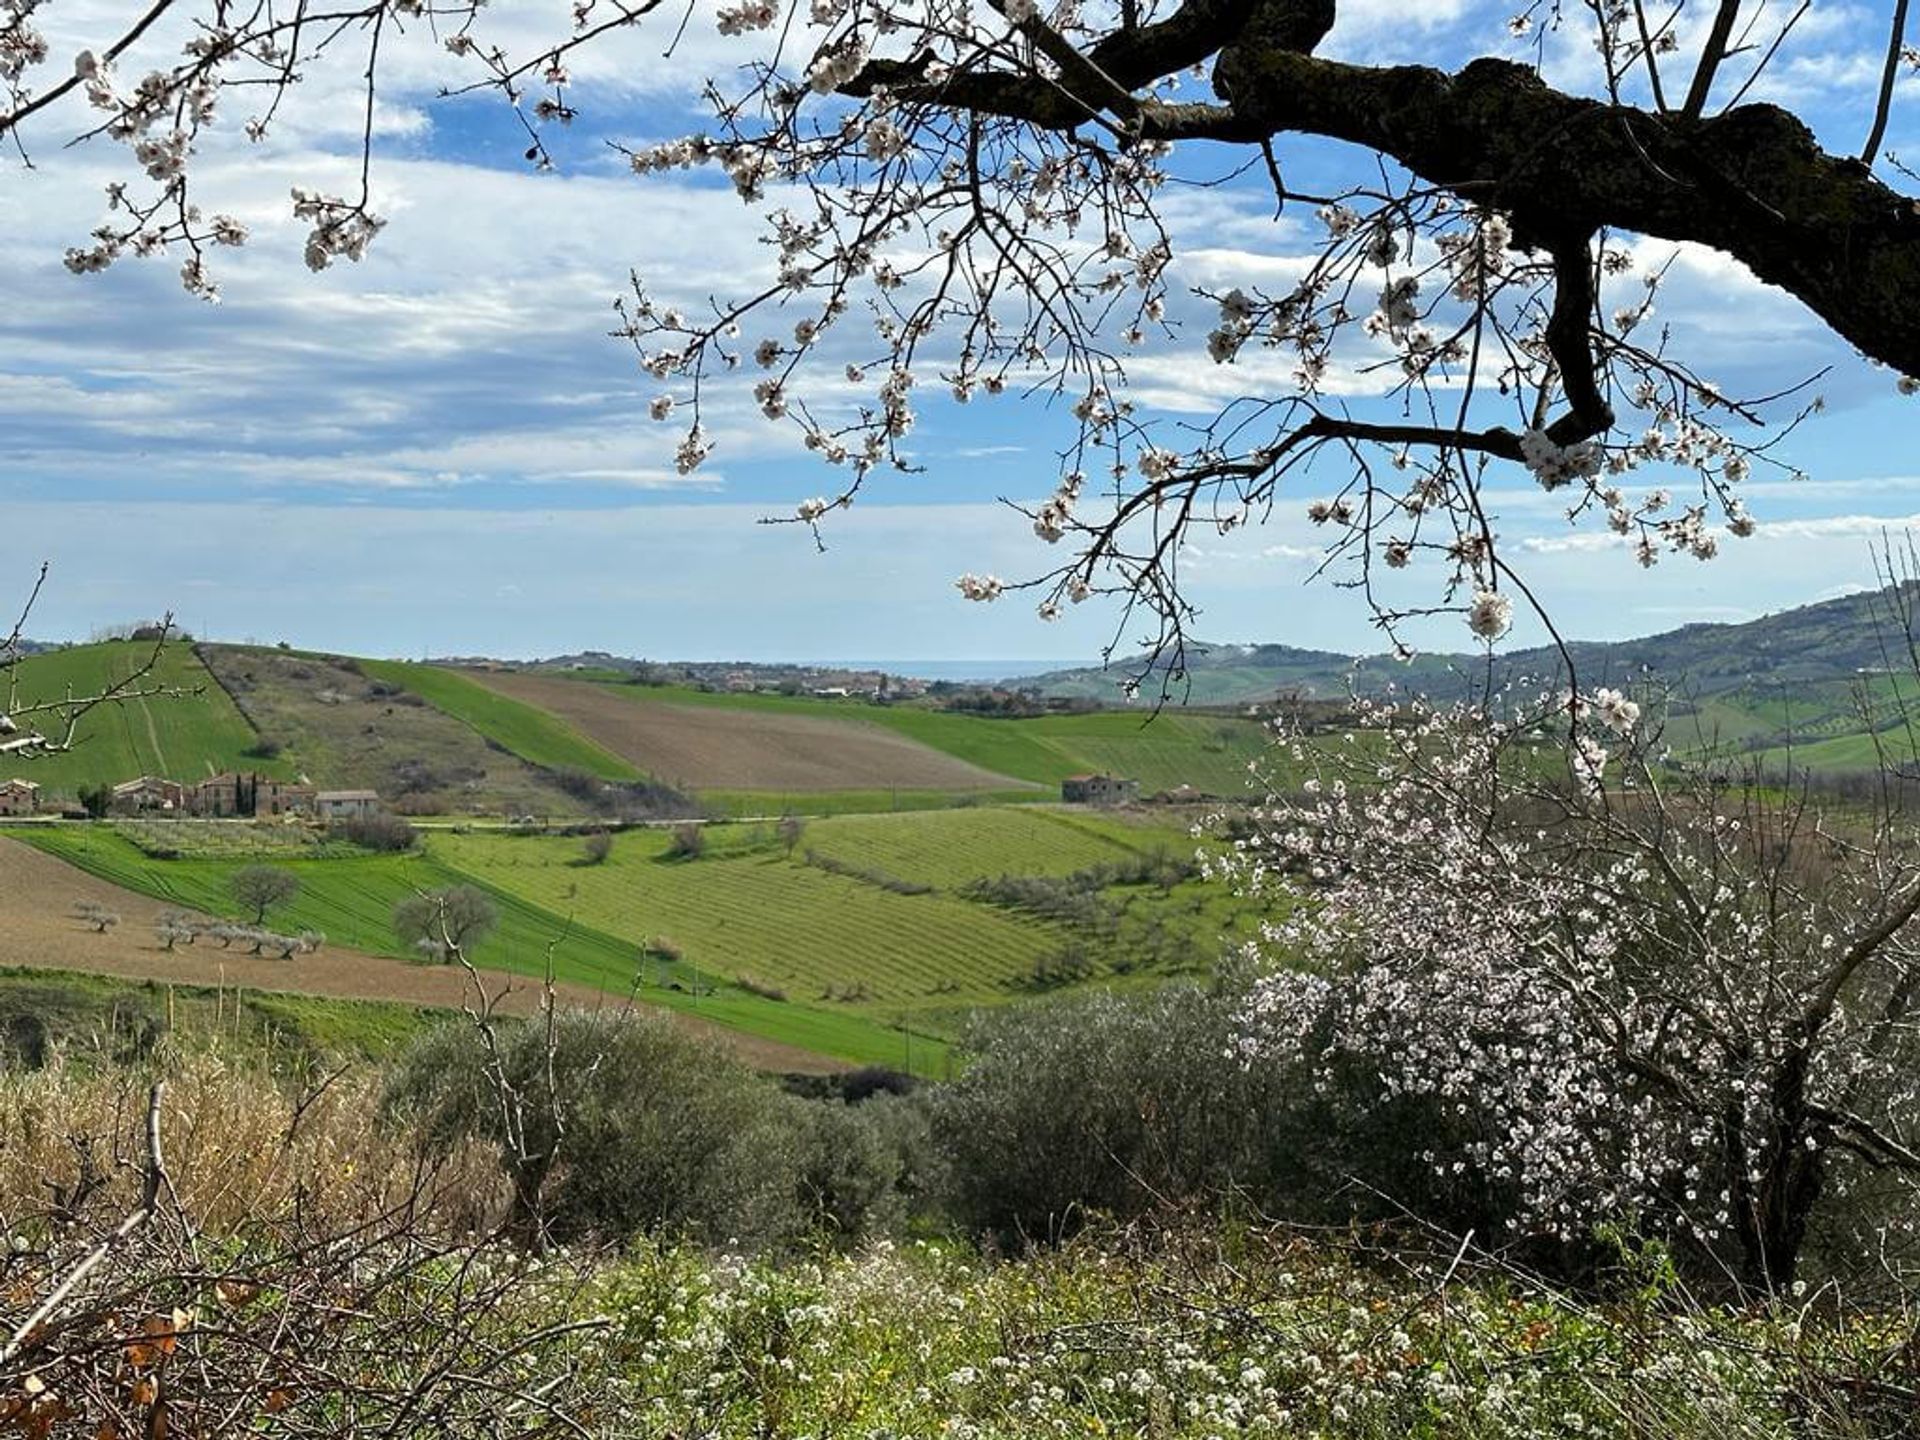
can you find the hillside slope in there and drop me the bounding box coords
[461,670,1038,794]
[198,645,597,816]
[2,641,281,797]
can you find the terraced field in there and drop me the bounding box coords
[436,808,1255,1034]
[435,828,1063,1011]
[2,641,280,797]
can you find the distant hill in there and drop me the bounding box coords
[1011,586,1920,770]
[1014,586,1920,706]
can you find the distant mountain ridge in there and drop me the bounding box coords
[1009,585,1920,707]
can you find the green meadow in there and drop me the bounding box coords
[14,824,941,1072]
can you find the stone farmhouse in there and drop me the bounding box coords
[104,770,332,820]
[187,772,320,818]
[0,778,40,817]
[109,776,190,814]
[314,789,381,823]
[1060,773,1140,806]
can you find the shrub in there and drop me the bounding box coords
[931,982,1471,1247]
[580,829,613,865]
[241,735,283,759]
[386,1010,802,1248]
[666,822,706,859]
[339,811,417,852]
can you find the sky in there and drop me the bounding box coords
[3,0,1918,669]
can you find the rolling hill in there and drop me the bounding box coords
[0,641,284,796]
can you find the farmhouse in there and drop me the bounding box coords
[109,776,189,814]
[1061,773,1139,806]
[0,778,40,817]
[314,789,382,824]
[256,778,317,816]
[190,771,251,817]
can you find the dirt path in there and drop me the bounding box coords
[137,697,170,777]
[0,837,843,1073]
[466,670,1031,792]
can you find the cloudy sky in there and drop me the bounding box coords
[3,0,1917,667]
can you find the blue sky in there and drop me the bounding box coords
[3,1,1917,667]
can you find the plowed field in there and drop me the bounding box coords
[463,672,1031,792]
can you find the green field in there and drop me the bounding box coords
[436,808,1257,1036]
[793,806,1191,889]
[358,660,645,783]
[2,641,279,796]
[14,824,940,1072]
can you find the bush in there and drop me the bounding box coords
[931,982,1483,1247]
[339,811,417,852]
[241,736,283,759]
[386,1011,850,1249]
[580,829,613,865]
[666,822,706,859]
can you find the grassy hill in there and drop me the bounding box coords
[1,641,280,797]
[1021,584,1920,706]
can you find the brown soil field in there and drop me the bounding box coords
[0,837,841,1073]
[465,671,1032,793]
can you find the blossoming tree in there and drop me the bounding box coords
[3,2,1917,665]
[1220,682,1920,1294]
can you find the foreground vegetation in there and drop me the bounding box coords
[1,1009,1912,1440]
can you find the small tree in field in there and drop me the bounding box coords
[666,823,706,860]
[394,886,499,964]
[777,815,806,859]
[232,865,300,926]
[1223,693,1920,1295]
[580,829,613,866]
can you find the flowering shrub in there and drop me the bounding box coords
[1219,695,1920,1295]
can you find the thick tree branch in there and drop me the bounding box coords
[872,39,1920,378]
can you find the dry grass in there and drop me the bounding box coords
[0,1051,506,1237]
